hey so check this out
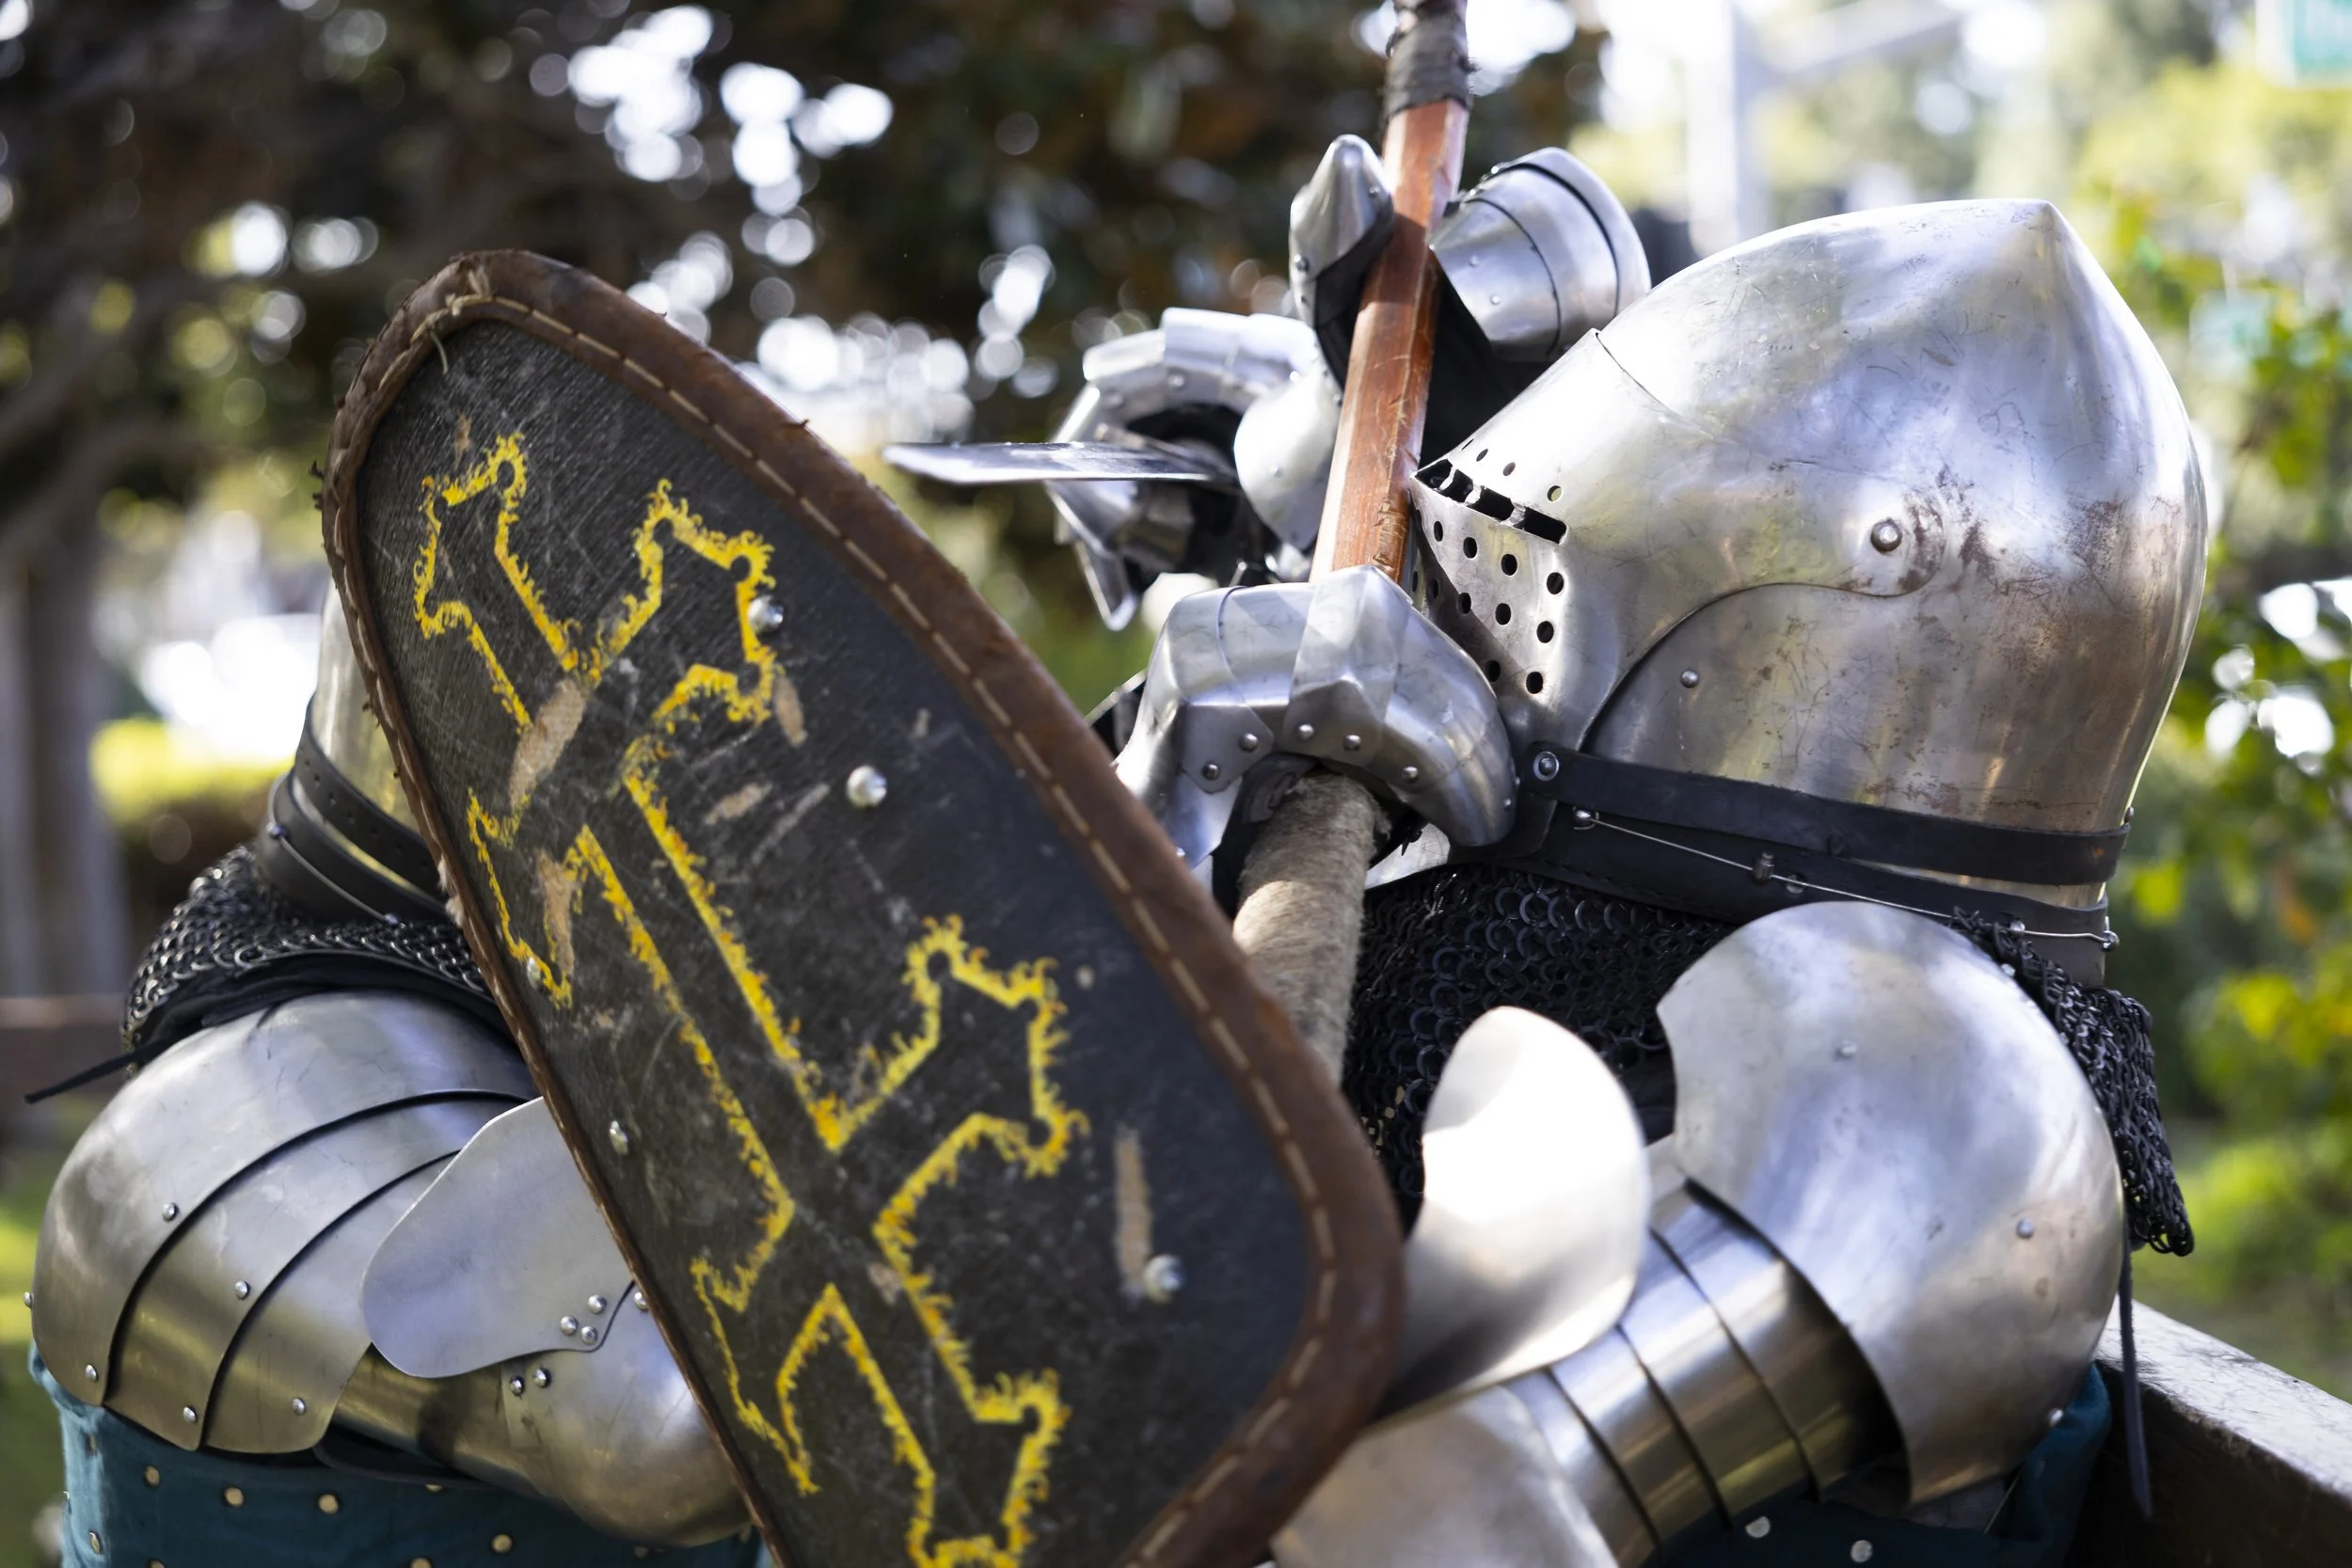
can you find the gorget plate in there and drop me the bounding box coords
[321,251,1398,1568]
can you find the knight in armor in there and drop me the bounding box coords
[27,594,762,1565]
[1040,140,2201,1564]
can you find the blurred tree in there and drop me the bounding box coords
[2070,56,2352,1380]
[0,0,1605,988]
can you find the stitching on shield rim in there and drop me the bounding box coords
[332,277,1349,1568]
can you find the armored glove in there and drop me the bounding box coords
[1113,566,1516,879]
[1055,136,1648,628]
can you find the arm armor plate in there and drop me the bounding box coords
[1278,903,2123,1563]
[32,991,749,1547]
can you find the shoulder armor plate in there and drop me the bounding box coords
[1657,902,2122,1499]
[208,1163,445,1453]
[364,1098,632,1378]
[32,990,532,1431]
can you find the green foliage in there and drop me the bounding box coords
[2076,64,2352,1355]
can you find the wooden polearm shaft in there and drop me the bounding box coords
[1232,2,1471,1082]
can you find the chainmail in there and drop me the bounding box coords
[1345,863,2192,1258]
[1959,915,2193,1256]
[1345,864,1734,1222]
[121,845,492,1057]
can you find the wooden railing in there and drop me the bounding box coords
[2080,1303,2352,1565]
[0,994,119,1107]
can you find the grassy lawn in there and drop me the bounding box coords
[0,1101,79,1568]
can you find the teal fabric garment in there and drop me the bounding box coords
[36,1354,765,1568]
[1674,1365,2110,1567]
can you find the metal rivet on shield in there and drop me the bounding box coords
[1200,761,1221,782]
[1531,751,1561,783]
[2016,1218,2036,1239]
[608,1121,632,1157]
[292,1397,308,1415]
[1238,732,1261,752]
[1401,765,1419,784]
[1869,519,1903,553]
[532,1367,551,1388]
[747,595,785,637]
[182,1406,198,1425]
[588,1294,609,1315]
[524,956,545,987]
[162,1203,180,1222]
[233,1280,251,1300]
[559,1316,580,1337]
[1679,669,1701,689]
[508,1376,526,1396]
[580,1324,600,1347]
[83,1364,98,1383]
[1141,1254,1184,1304]
[846,765,889,809]
[1343,733,1362,751]
[633,1289,650,1312]
[1295,723,1314,741]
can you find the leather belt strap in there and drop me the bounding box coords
[293,713,441,894]
[1525,749,2128,885]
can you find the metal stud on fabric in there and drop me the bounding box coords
[222,1486,244,1508]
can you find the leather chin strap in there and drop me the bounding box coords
[1479,749,2122,987]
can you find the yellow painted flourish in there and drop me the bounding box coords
[410,429,1085,1568]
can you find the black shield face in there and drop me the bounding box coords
[323,254,1397,1568]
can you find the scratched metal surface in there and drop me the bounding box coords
[347,323,1307,1568]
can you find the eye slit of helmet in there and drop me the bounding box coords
[1495,603,1513,626]
[1468,486,1516,523]
[1500,553,1518,576]
[1513,508,1567,544]
[1443,468,1476,502]
[1525,671,1544,694]
[1546,571,1565,594]
[1416,458,1453,487]
[1537,621,1555,642]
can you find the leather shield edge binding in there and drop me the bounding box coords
[318,250,1403,1568]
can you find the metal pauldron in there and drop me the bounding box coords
[1430,148,1651,364]
[1279,903,2123,1564]
[1114,568,1516,874]
[32,993,533,1447]
[30,990,750,1546]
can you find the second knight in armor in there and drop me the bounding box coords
[1042,145,2199,1565]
